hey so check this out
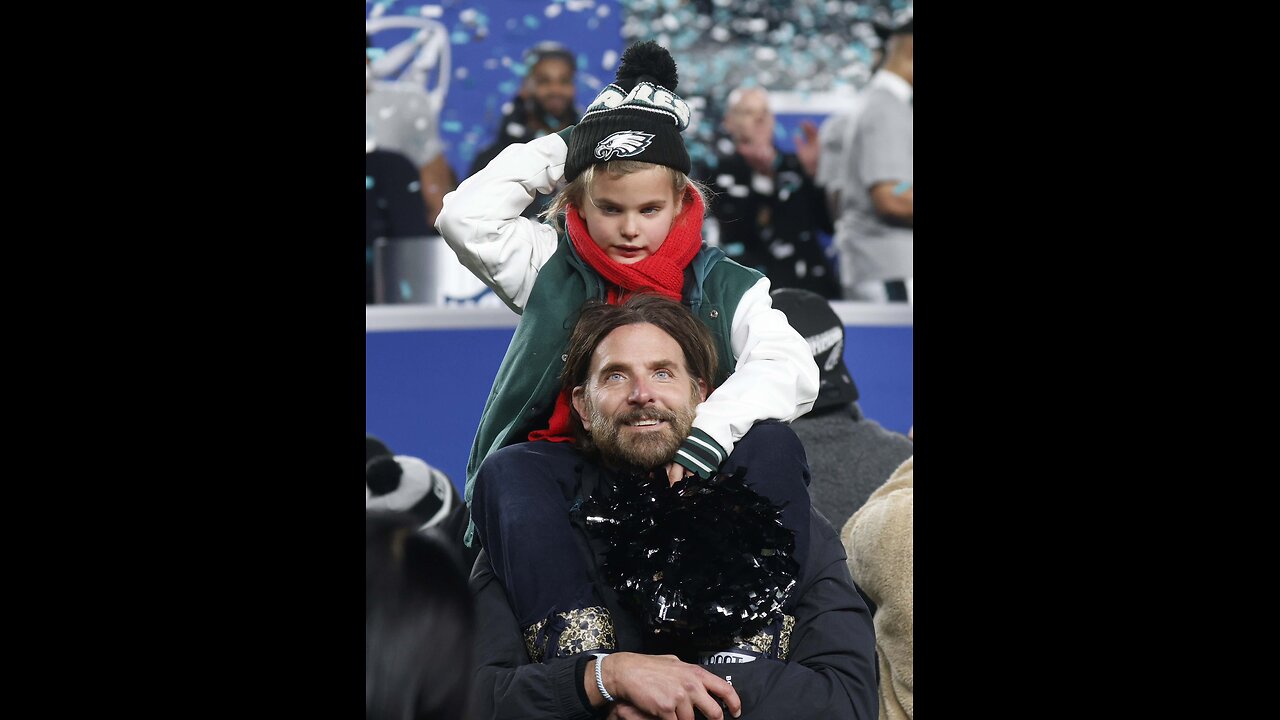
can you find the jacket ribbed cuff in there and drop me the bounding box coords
[673,428,726,480]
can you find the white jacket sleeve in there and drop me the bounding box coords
[433,132,568,314]
[685,276,820,466]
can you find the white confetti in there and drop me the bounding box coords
[421,5,444,18]
[545,4,562,18]
[602,49,618,71]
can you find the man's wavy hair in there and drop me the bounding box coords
[561,293,719,455]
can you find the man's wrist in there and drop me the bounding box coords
[576,654,597,711]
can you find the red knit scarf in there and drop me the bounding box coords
[528,189,705,443]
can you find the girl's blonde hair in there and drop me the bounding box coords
[541,160,709,233]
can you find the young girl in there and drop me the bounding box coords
[436,41,820,661]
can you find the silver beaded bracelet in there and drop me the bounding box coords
[595,653,615,703]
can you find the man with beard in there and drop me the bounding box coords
[468,41,582,218]
[468,293,878,720]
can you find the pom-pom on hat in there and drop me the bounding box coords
[366,434,456,531]
[563,40,692,182]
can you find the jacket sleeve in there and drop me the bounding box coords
[434,132,568,314]
[677,276,820,477]
[470,550,598,720]
[700,509,879,719]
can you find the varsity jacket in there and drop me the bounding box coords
[435,130,819,542]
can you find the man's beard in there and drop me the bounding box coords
[530,96,578,128]
[586,394,698,471]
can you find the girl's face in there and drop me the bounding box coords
[577,166,678,265]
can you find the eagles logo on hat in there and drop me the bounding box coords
[594,131,655,161]
[564,41,692,181]
[769,289,859,411]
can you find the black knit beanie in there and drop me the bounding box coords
[563,40,692,182]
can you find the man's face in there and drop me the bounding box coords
[723,88,774,148]
[527,57,576,118]
[572,322,708,469]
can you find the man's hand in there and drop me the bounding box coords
[795,120,821,178]
[603,652,742,720]
[665,462,693,487]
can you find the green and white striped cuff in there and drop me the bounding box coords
[673,428,726,480]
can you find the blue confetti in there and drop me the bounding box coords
[450,31,469,44]
[366,176,375,190]
[400,280,413,301]
[523,14,540,28]
[442,120,463,132]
